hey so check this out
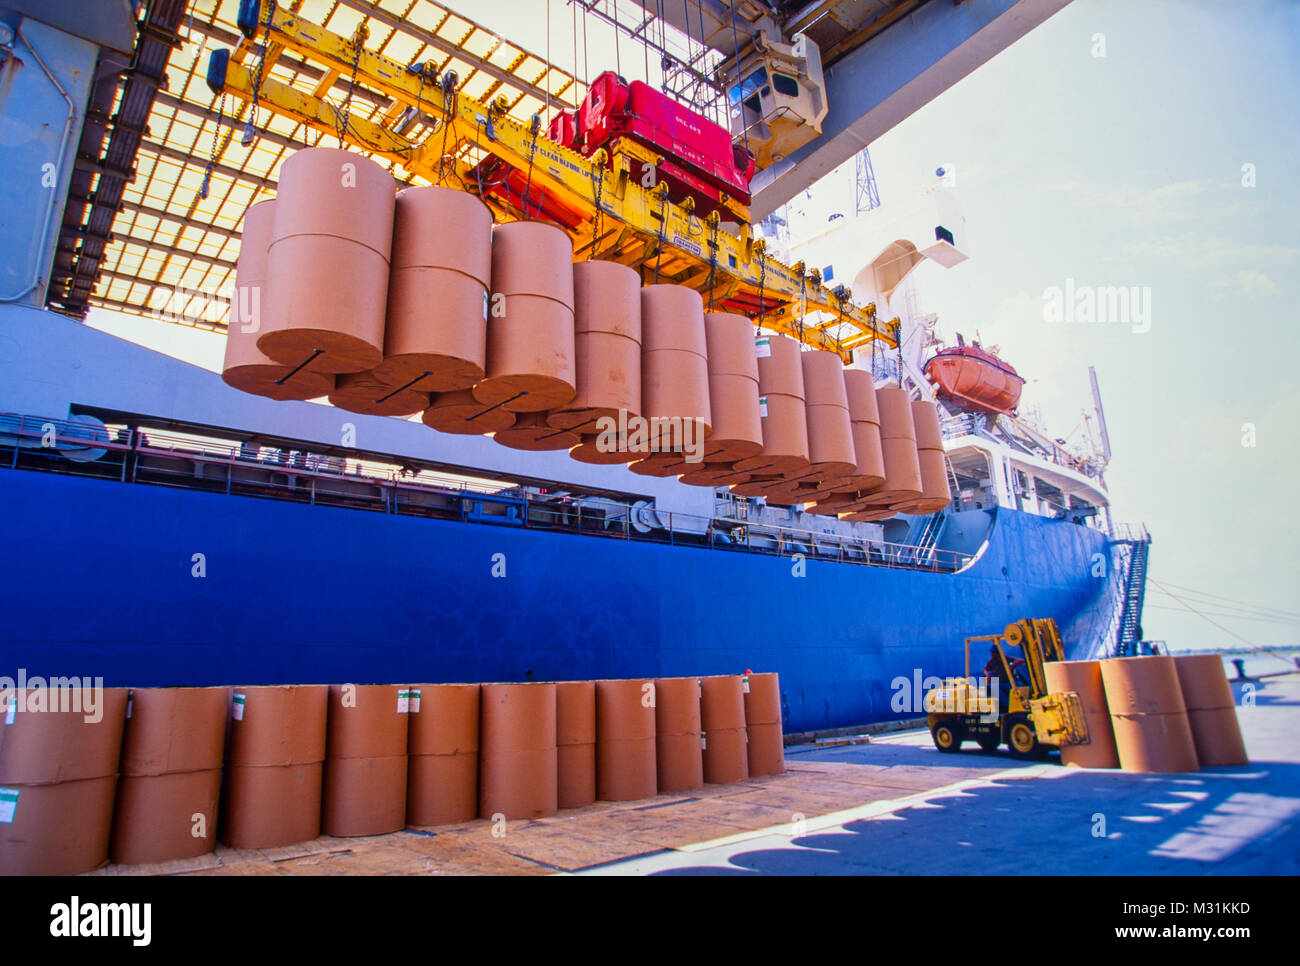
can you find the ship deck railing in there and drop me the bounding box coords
[0,413,972,575]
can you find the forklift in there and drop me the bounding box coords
[924,618,1089,759]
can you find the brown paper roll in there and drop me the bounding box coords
[1184,707,1248,766]
[0,688,128,785]
[110,769,222,864]
[422,390,517,434]
[1110,712,1199,773]
[0,776,117,875]
[329,370,430,417]
[476,293,577,412]
[1100,656,1188,716]
[595,679,657,801]
[407,753,478,827]
[222,199,334,400]
[746,722,785,777]
[227,686,328,768]
[1043,660,1120,769]
[702,727,749,784]
[1172,655,1235,711]
[378,265,487,391]
[326,684,408,760]
[120,687,230,777]
[490,220,575,307]
[222,762,323,848]
[479,683,557,819]
[322,754,408,836]
[408,684,480,757]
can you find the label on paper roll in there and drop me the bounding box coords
[398,689,419,714]
[231,692,246,721]
[0,788,18,824]
[742,675,750,694]
[755,337,772,358]
[409,688,421,713]
[759,396,768,418]
[700,732,707,750]
[482,291,490,322]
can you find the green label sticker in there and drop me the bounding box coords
[0,787,19,824]
[232,692,246,721]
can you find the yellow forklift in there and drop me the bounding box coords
[924,618,1089,759]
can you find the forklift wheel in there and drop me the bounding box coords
[931,721,963,753]
[977,733,1001,754]
[1007,717,1039,759]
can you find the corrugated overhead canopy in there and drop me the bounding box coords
[61,0,583,332]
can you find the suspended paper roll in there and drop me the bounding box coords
[260,148,395,373]
[549,260,642,429]
[641,285,712,443]
[702,312,763,462]
[222,199,334,400]
[328,370,430,417]
[492,411,582,451]
[476,293,577,412]
[376,185,492,391]
[910,399,945,451]
[422,389,517,435]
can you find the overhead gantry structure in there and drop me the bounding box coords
[205,2,898,358]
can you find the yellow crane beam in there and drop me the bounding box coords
[209,5,899,356]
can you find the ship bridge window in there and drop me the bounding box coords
[730,68,767,115]
[772,73,800,97]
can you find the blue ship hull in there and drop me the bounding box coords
[0,468,1118,733]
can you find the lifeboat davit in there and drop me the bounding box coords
[923,345,1025,415]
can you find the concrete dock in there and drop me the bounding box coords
[91,673,1299,876]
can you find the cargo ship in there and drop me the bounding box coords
[0,0,1147,734]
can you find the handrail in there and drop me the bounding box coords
[2,412,973,575]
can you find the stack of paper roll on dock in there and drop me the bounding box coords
[220,146,959,521]
[322,684,409,836]
[555,681,597,808]
[112,687,229,863]
[653,677,706,793]
[595,679,658,801]
[743,672,786,776]
[699,675,750,784]
[1099,656,1199,773]
[407,684,480,826]
[223,685,328,848]
[1172,655,1248,765]
[0,673,786,870]
[0,688,127,875]
[478,683,557,820]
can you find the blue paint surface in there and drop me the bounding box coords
[0,470,1118,732]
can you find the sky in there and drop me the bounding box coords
[87,0,1300,653]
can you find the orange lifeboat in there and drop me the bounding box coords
[923,345,1024,415]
